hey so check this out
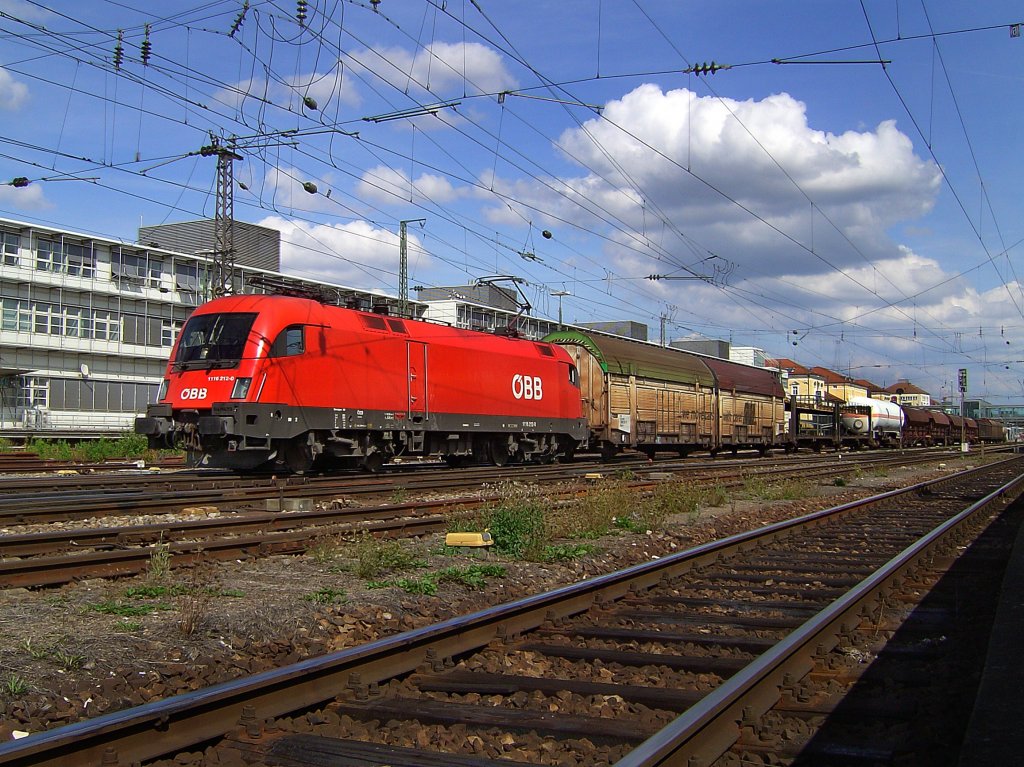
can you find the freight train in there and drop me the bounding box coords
[136,292,1002,472]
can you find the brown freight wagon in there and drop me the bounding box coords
[543,330,786,459]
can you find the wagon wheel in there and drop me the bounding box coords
[599,441,618,462]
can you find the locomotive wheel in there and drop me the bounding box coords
[283,441,314,474]
[489,438,511,467]
[362,451,386,473]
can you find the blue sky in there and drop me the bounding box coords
[0,1,1022,403]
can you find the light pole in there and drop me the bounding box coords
[550,290,570,328]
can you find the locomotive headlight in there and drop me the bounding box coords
[157,379,169,401]
[230,377,252,399]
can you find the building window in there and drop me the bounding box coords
[36,239,95,277]
[92,311,120,341]
[1,298,31,332]
[1,231,20,266]
[65,307,85,338]
[161,319,180,347]
[16,376,48,408]
[33,302,63,335]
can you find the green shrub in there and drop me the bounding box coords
[480,484,547,559]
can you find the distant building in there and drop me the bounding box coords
[810,367,870,403]
[139,219,281,273]
[579,320,648,341]
[877,380,932,407]
[767,358,826,402]
[730,346,769,367]
[670,338,730,359]
[415,284,560,339]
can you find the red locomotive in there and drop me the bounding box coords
[135,293,587,472]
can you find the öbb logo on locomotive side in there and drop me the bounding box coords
[511,374,543,400]
[180,387,209,401]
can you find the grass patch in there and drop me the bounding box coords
[88,600,170,617]
[303,587,347,604]
[370,564,506,595]
[147,541,172,582]
[3,675,28,696]
[307,536,343,566]
[742,475,813,501]
[350,534,428,580]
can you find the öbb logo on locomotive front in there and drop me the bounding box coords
[179,388,209,401]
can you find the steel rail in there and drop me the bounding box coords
[0,457,1019,767]
[614,461,1024,766]
[0,450,959,586]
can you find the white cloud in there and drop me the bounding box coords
[0,182,49,210]
[0,69,28,110]
[349,41,517,98]
[486,84,941,278]
[259,215,428,289]
[357,164,464,205]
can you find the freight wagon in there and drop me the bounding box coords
[543,330,786,459]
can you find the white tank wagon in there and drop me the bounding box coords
[841,397,905,443]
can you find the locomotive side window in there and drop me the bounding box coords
[568,364,579,386]
[174,312,256,369]
[270,325,305,357]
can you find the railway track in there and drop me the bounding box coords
[0,450,973,588]
[0,446,984,526]
[3,455,1020,766]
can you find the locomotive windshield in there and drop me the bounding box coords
[174,312,257,370]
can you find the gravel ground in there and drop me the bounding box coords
[0,457,982,739]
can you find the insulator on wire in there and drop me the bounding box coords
[687,61,728,76]
[9,177,29,188]
[113,30,124,70]
[140,23,152,66]
[297,0,308,26]
[229,2,249,37]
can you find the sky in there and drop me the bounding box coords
[0,1,1022,404]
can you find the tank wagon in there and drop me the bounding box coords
[136,294,587,472]
[542,330,786,459]
[794,399,1002,450]
[840,396,904,445]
